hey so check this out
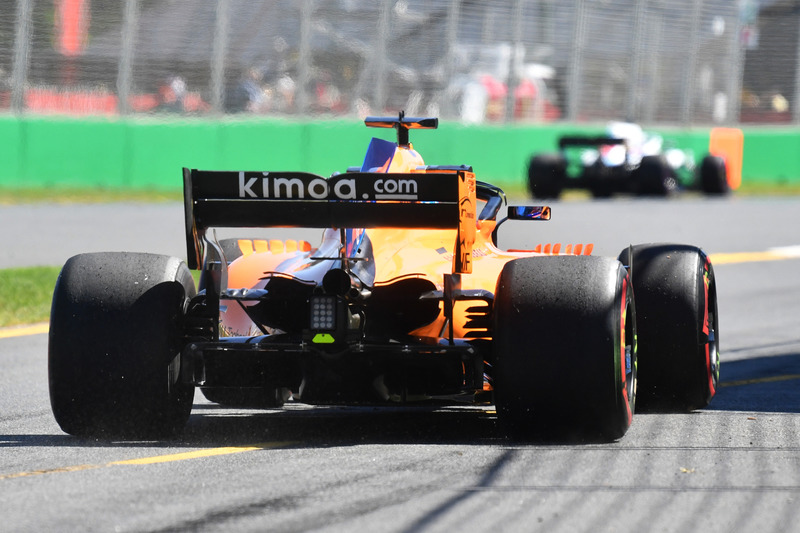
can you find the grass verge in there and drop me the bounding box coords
[735,181,800,195]
[0,267,202,329]
[0,266,61,328]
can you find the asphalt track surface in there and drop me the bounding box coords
[1,196,800,532]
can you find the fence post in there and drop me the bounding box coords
[373,0,392,113]
[504,0,524,123]
[10,0,33,113]
[680,0,703,125]
[439,0,461,118]
[117,0,139,115]
[209,0,230,114]
[727,6,744,124]
[642,12,662,123]
[626,0,647,122]
[566,0,586,121]
[295,0,313,115]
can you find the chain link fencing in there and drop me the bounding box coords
[1,0,798,125]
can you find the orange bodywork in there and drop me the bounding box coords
[221,143,592,341]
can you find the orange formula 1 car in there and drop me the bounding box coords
[48,114,720,441]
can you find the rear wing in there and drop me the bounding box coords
[558,136,627,150]
[183,167,476,273]
[364,114,438,147]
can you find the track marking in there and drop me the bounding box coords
[720,374,800,388]
[710,245,800,265]
[0,323,48,339]
[109,444,286,465]
[0,464,102,480]
[0,441,294,481]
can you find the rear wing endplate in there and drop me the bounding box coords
[183,168,476,273]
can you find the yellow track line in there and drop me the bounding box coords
[720,374,800,388]
[709,251,787,264]
[0,463,102,480]
[0,441,294,481]
[710,245,800,265]
[0,323,49,339]
[109,444,287,465]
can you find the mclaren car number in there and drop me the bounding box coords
[237,172,424,201]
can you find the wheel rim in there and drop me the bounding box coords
[625,297,637,418]
[621,275,637,423]
[703,259,720,396]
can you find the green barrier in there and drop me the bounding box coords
[0,115,798,190]
[737,127,800,184]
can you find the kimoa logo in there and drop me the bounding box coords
[238,172,419,200]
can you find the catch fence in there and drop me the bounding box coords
[1,0,798,125]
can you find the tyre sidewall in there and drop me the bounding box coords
[636,156,676,196]
[49,252,196,438]
[527,153,566,199]
[492,256,635,440]
[699,155,729,195]
[620,244,718,411]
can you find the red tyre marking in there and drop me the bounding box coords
[620,276,632,424]
[703,257,716,396]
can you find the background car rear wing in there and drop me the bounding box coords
[183,167,476,273]
[558,136,627,149]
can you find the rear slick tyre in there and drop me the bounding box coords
[527,153,566,199]
[48,252,196,439]
[493,256,637,441]
[636,156,677,196]
[619,244,720,411]
[698,155,729,195]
